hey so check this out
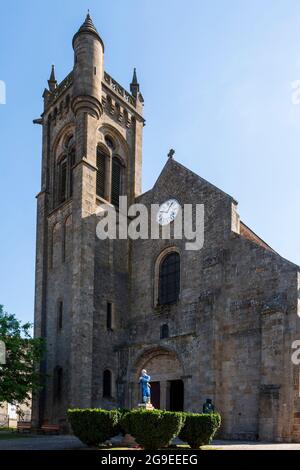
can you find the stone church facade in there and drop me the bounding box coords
[32,14,300,442]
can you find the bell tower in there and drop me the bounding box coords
[32,13,144,428]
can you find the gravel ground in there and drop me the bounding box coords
[0,435,86,450]
[211,440,300,450]
[0,435,300,450]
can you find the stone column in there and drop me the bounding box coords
[130,114,144,203]
[160,381,168,410]
[181,375,192,411]
[69,101,100,408]
[259,307,284,441]
[128,381,140,408]
[32,114,52,428]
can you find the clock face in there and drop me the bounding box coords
[156,199,180,226]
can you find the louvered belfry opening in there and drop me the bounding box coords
[158,252,180,305]
[96,147,106,198]
[111,157,122,207]
[56,135,75,207]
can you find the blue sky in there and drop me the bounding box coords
[0,0,300,324]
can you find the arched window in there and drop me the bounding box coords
[103,369,112,397]
[158,252,180,305]
[96,147,107,199]
[111,157,122,207]
[53,366,63,402]
[56,135,75,206]
[160,324,169,339]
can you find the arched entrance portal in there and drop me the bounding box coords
[132,348,184,411]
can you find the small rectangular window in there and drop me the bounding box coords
[106,302,114,331]
[58,301,63,330]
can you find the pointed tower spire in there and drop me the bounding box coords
[72,12,104,119]
[72,11,104,50]
[132,67,138,85]
[130,67,140,98]
[48,65,57,92]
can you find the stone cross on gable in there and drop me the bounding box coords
[168,149,175,159]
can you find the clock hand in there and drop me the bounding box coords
[160,204,172,213]
[165,202,173,211]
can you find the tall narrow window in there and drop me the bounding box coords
[69,149,76,197]
[106,302,113,331]
[103,370,112,397]
[59,158,67,203]
[111,157,122,207]
[96,148,106,198]
[53,366,63,402]
[158,252,180,305]
[57,301,63,331]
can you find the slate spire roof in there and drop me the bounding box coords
[48,65,57,92]
[131,67,138,85]
[130,67,140,97]
[72,11,104,49]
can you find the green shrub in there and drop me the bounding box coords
[67,409,119,446]
[179,412,221,449]
[121,409,185,450]
[113,408,130,435]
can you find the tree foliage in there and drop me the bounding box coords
[0,305,44,405]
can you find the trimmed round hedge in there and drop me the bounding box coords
[179,412,221,449]
[67,408,221,449]
[67,409,119,446]
[114,408,130,436]
[121,409,185,450]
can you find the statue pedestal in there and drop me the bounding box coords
[137,403,154,410]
